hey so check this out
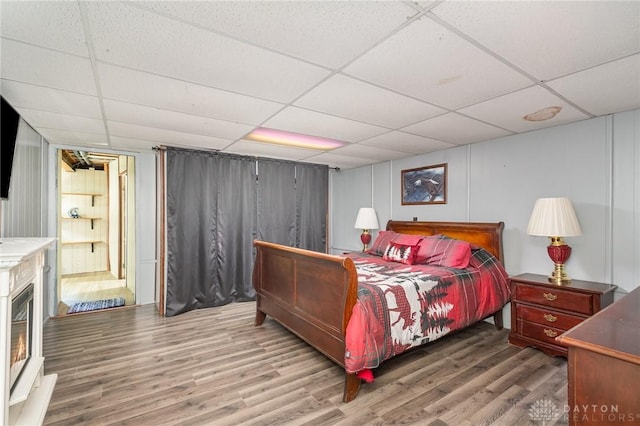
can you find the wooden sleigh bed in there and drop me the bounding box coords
[252,220,507,403]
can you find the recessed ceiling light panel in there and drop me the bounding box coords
[245,127,345,150]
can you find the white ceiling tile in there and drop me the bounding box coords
[295,74,446,129]
[109,136,157,152]
[0,80,102,118]
[547,55,640,117]
[359,131,455,155]
[331,144,410,162]
[402,113,512,145]
[263,107,388,143]
[97,63,283,125]
[103,99,253,140]
[345,18,532,109]
[37,128,108,146]
[0,39,97,95]
[142,1,417,69]
[459,86,591,133]
[225,140,319,161]
[432,1,640,81]
[0,1,87,56]
[17,109,105,134]
[86,2,330,103]
[302,152,378,169]
[108,121,232,150]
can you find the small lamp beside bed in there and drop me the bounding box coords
[527,197,582,284]
[354,207,379,251]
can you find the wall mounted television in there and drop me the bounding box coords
[1,96,21,199]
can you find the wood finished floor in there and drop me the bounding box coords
[58,271,135,316]
[43,302,569,425]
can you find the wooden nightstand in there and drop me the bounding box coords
[508,273,617,357]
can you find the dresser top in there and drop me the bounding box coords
[558,286,640,364]
[0,238,56,265]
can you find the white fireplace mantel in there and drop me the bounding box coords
[0,238,56,426]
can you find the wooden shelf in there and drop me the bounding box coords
[61,192,102,196]
[61,192,102,206]
[61,217,100,228]
[61,241,102,244]
[61,217,100,220]
[61,240,103,252]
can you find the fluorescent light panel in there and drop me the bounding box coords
[245,127,345,150]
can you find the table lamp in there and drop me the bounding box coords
[354,207,379,251]
[527,197,582,284]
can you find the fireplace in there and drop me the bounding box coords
[10,283,33,395]
[1,237,56,426]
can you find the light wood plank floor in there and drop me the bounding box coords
[58,271,135,316]
[43,302,569,425]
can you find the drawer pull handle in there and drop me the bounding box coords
[543,292,557,301]
[544,329,558,338]
[544,314,558,323]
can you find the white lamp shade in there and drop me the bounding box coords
[527,197,582,237]
[354,207,379,230]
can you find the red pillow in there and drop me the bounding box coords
[391,233,423,246]
[416,235,471,268]
[382,242,419,265]
[368,231,398,256]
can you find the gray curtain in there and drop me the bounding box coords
[256,159,328,251]
[295,163,328,251]
[165,149,256,317]
[165,148,327,317]
[256,159,296,246]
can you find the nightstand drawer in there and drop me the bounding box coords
[520,321,566,347]
[515,283,594,315]
[516,304,584,330]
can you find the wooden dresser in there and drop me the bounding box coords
[508,273,617,357]
[557,286,640,425]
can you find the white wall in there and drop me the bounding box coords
[135,153,156,305]
[330,110,640,328]
[108,158,120,275]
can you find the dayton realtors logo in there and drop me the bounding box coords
[529,399,639,424]
[528,399,561,425]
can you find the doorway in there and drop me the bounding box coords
[57,149,136,315]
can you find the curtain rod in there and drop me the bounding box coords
[152,145,219,154]
[152,145,339,170]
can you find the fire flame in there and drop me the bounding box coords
[12,334,27,364]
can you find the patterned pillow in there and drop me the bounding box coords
[367,231,399,256]
[382,242,419,265]
[415,235,471,268]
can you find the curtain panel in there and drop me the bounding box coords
[165,149,256,316]
[164,148,328,317]
[256,159,296,247]
[295,163,328,252]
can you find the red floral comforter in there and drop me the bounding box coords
[344,247,510,373]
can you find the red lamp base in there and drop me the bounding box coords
[360,230,372,252]
[547,237,572,284]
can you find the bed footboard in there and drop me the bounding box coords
[252,240,361,402]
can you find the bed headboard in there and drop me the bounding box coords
[386,220,505,264]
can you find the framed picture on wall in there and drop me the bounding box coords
[401,163,447,205]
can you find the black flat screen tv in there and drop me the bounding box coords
[1,96,21,199]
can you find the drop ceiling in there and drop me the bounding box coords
[1,1,638,170]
